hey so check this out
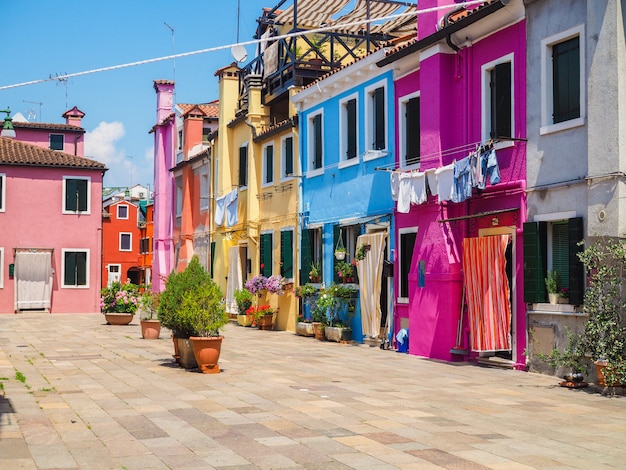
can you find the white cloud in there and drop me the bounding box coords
[84,121,126,167]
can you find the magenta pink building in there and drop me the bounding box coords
[382,0,527,368]
[0,137,106,313]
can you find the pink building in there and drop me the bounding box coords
[382,0,528,368]
[0,137,106,313]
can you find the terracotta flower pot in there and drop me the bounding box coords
[257,314,273,330]
[176,337,198,369]
[140,320,161,339]
[104,313,134,325]
[190,336,224,374]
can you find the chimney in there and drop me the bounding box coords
[62,106,85,127]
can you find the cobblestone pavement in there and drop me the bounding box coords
[0,313,625,469]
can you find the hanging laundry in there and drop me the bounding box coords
[410,171,427,205]
[390,171,400,201]
[225,188,239,227]
[453,156,473,203]
[397,172,412,213]
[425,168,437,197]
[435,163,455,203]
[214,193,227,226]
[470,151,482,188]
[479,147,501,189]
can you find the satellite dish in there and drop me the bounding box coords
[231,44,248,63]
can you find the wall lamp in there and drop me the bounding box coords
[1,108,16,138]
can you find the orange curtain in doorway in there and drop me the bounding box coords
[462,235,511,352]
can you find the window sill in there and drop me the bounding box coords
[527,303,585,316]
[306,168,324,179]
[338,158,359,170]
[363,150,388,162]
[540,117,585,136]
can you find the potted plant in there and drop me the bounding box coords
[545,270,559,304]
[577,238,626,387]
[537,329,587,387]
[246,304,275,330]
[334,246,347,261]
[186,279,229,374]
[324,283,357,342]
[100,281,140,325]
[234,288,254,327]
[295,314,315,337]
[335,261,354,283]
[309,262,321,283]
[294,283,318,322]
[311,293,332,340]
[139,290,161,339]
[158,256,212,369]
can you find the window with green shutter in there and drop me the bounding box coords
[264,144,274,185]
[239,145,248,187]
[373,87,385,150]
[64,178,88,213]
[345,98,357,160]
[64,250,87,287]
[260,232,273,277]
[284,136,293,177]
[313,114,322,170]
[552,36,580,124]
[280,230,294,279]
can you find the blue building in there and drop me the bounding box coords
[292,49,396,344]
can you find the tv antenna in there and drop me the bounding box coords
[50,73,70,109]
[164,22,176,96]
[231,0,248,63]
[23,100,43,121]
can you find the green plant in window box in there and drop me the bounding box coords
[545,270,559,294]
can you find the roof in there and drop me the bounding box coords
[177,101,219,119]
[0,137,106,170]
[12,121,85,134]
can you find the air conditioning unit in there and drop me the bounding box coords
[139,192,144,198]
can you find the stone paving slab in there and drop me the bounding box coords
[0,313,625,469]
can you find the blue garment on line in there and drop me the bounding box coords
[479,148,501,189]
[453,156,473,203]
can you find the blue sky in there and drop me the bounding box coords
[1,0,271,190]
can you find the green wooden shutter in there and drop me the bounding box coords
[280,230,294,278]
[64,252,76,286]
[76,252,87,286]
[333,224,341,284]
[552,222,569,289]
[568,217,584,305]
[406,97,420,166]
[239,146,248,187]
[523,221,548,302]
[210,241,216,278]
[373,87,385,150]
[265,145,273,184]
[301,229,312,283]
[261,233,273,277]
[346,99,357,159]
[553,36,580,123]
[313,114,322,169]
[66,179,77,211]
[285,137,293,177]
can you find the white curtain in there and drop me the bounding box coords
[225,247,243,314]
[14,251,53,311]
[356,232,387,338]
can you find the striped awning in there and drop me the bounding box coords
[332,0,403,33]
[371,4,417,35]
[275,0,352,28]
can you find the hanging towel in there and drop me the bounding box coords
[397,172,412,213]
[410,171,427,205]
[225,188,239,227]
[390,171,400,201]
[453,156,473,203]
[214,193,226,226]
[425,168,438,196]
[479,148,501,188]
[435,163,455,203]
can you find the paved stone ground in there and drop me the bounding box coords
[0,313,625,470]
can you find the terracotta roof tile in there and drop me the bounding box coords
[13,121,85,133]
[177,102,220,119]
[0,137,106,170]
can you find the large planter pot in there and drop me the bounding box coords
[104,313,134,325]
[325,326,352,343]
[237,314,254,327]
[190,336,223,374]
[312,322,324,340]
[296,322,315,337]
[257,314,273,330]
[140,320,161,339]
[594,360,623,387]
[176,337,198,369]
[172,335,180,363]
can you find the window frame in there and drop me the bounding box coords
[49,133,64,151]
[262,142,275,187]
[280,227,294,280]
[339,93,359,168]
[397,226,418,303]
[200,168,210,211]
[364,79,388,160]
[239,143,249,189]
[0,173,5,212]
[260,231,273,277]
[61,248,90,288]
[280,133,295,182]
[540,24,586,135]
[307,110,324,177]
[62,176,91,215]
[175,176,183,218]
[119,232,132,252]
[399,91,421,169]
[481,53,515,149]
[117,204,129,220]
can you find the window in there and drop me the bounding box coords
[541,24,585,134]
[308,111,323,174]
[239,144,248,188]
[333,224,360,284]
[399,93,420,167]
[280,229,294,279]
[523,217,584,304]
[202,126,211,141]
[49,134,64,151]
[63,176,90,214]
[175,176,183,218]
[119,233,132,251]
[140,238,150,254]
[117,204,128,219]
[263,144,274,186]
[364,80,387,157]
[398,228,418,302]
[260,232,273,277]
[0,247,4,288]
[281,134,294,180]
[340,95,358,164]
[481,54,513,143]
[62,249,89,287]
[301,227,322,283]
[200,170,209,211]
[0,173,5,212]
